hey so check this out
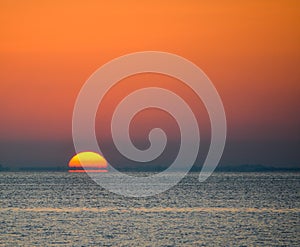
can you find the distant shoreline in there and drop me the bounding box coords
[0,164,299,172]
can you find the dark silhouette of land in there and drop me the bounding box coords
[0,163,299,172]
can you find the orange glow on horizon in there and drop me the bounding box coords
[68,169,108,173]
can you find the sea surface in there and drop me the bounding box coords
[1,172,299,246]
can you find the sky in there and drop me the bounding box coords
[0,0,299,169]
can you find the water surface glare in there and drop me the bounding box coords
[1,172,299,246]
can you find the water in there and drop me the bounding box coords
[1,172,299,246]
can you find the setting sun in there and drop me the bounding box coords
[68,151,108,172]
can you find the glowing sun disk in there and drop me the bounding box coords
[68,151,108,172]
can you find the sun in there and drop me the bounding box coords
[68,151,108,172]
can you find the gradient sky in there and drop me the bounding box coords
[0,0,299,168]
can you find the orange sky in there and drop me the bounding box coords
[0,0,299,167]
